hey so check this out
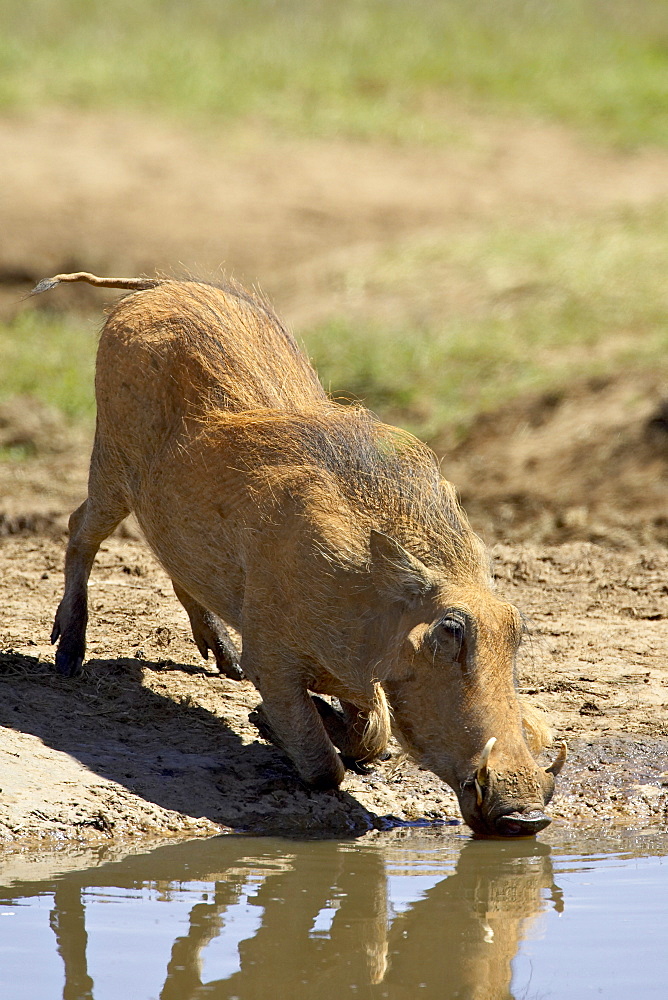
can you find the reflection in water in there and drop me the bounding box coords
[0,834,560,1000]
[50,883,94,1000]
[160,880,241,1000]
[222,845,393,996]
[385,841,557,1000]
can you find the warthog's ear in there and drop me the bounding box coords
[369,529,437,604]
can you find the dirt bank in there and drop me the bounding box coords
[445,373,668,547]
[1,531,666,849]
[4,108,668,326]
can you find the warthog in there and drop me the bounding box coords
[33,271,566,836]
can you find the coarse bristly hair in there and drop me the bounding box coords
[200,403,485,572]
[128,278,488,576]
[123,277,327,413]
[82,275,487,579]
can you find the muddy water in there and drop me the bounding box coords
[1,829,667,1000]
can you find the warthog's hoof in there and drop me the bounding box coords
[342,756,375,775]
[306,769,345,791]
[51,612,85,677]
[249,705,277,745]
[54,648,84,677]
[189,609,244,681]
[216,658,244,682]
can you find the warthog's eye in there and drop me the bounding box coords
[426,612,469,663]
[438,616,465,644]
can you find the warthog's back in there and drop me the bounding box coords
[95,279,326,464]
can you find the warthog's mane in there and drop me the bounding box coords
[201,405,484,574]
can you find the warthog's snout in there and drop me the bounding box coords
[458,738,568,838]
[493,810,552,837]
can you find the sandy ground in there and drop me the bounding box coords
[0,109,667,850]
[0,533,666,847]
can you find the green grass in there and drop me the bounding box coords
[0,310,97,422]
[1,0,668,147]
[3,203,667,449]
[301,204,668,441]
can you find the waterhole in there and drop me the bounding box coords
[1,828,666,999]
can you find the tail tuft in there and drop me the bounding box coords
[29,277,62,296]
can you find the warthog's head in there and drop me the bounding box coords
[370,530,566,837]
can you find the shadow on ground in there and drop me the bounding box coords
[0,651,389,837]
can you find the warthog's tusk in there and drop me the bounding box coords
[474,737,497,803]
[545,741,568,777]
[477,737,497,779]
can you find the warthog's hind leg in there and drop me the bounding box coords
[52,495,129,677]
[172,583,243,681]
[312,692,391,773]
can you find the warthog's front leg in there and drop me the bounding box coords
[249,697,345,789]
[311,693,391,772]
[246,656,346,789]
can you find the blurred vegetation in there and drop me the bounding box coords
[0,311,97,422]
[1,0,668,147]
[2,0,667,448]
[5,203,667,442]
[305,204,668,440]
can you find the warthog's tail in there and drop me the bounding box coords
[30,272,164,296]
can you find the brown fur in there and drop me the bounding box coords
[39,274,562,834]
